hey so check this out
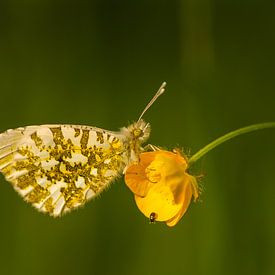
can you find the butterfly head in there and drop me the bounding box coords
[131,119,151,142]
[120,119,151,164]
[122,119,151,144]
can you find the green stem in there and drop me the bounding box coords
[188,122,275,167]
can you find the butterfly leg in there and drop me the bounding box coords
[144,144,161,152]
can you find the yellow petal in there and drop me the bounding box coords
[135,182,182,221]
[125,152,156,197]
[166,179,193,227]
[148,151,188,179]
[148,151,189,204]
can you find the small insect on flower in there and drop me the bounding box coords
[125,150,199,227]
[149,212,157,223]
[0,83,166,217]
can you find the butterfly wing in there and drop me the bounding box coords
[0,125,129,216]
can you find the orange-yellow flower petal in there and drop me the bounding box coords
[165,181,193,227]
[125,152,156,197]
[135,181,183,221]
[125,149,199,227]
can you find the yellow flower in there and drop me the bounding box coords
[125,150,199,227]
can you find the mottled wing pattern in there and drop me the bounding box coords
[0,125,129,216]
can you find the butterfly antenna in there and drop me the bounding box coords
[137,82,166,122]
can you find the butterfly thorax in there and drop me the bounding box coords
[120,119,151,164]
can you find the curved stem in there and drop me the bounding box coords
[188,122,275,167]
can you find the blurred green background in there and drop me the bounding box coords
[0,1,275,275]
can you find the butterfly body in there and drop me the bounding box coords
[0,120,150,216]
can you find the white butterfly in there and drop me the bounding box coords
[0,83,166,216]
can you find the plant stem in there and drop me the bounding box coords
[188,122,275,167]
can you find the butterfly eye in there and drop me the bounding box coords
[133,129,144,138]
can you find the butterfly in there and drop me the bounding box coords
[0,82,166,216]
